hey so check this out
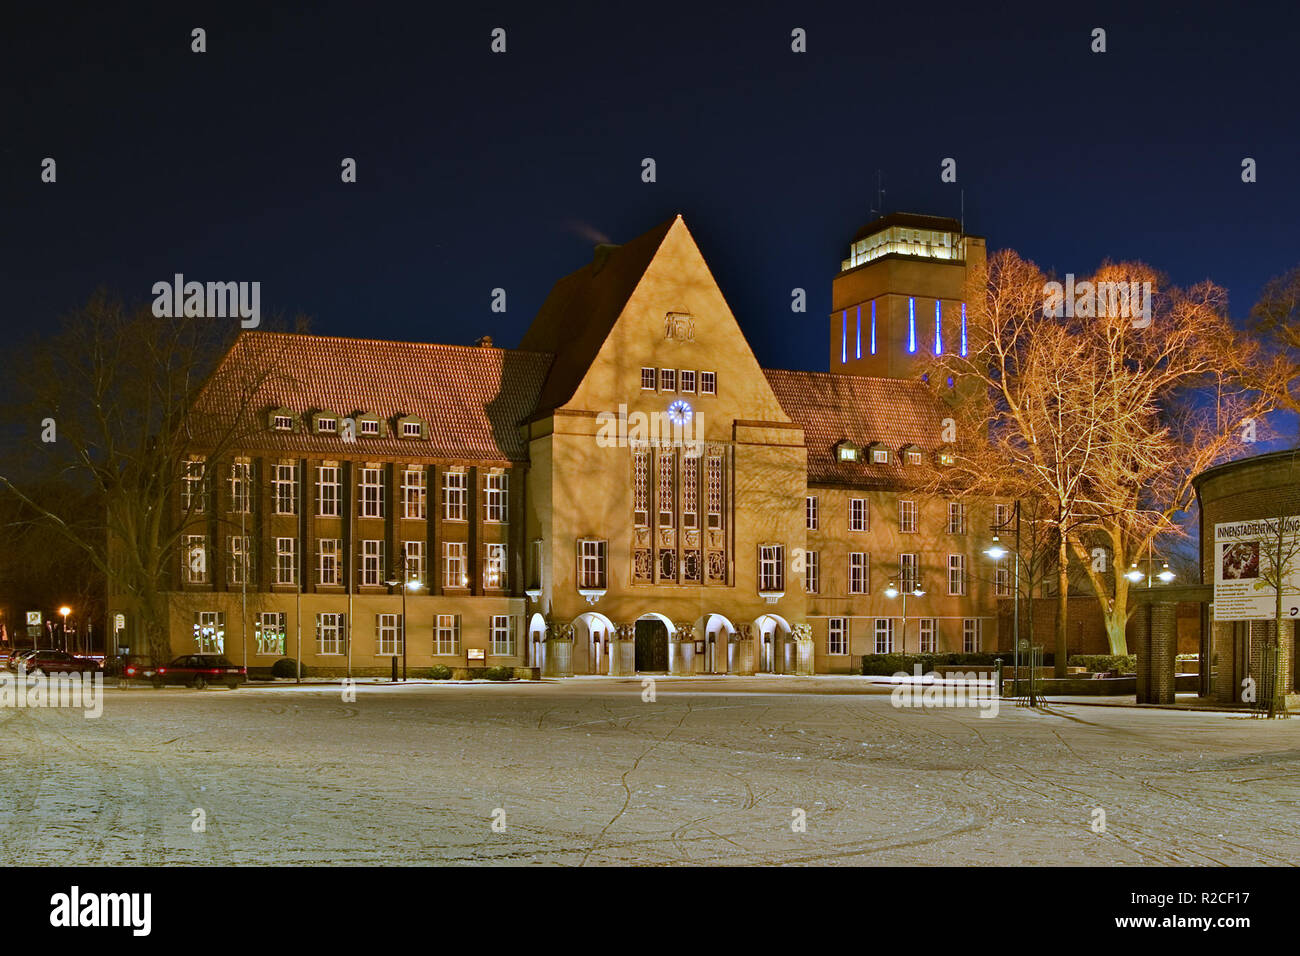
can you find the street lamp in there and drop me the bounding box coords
[58,606,71,652]
[884,580,925,656]
[385,557,422,682]
[984,501,1023,697]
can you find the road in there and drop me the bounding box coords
[0,676,1296,865]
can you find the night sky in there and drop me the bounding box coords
[4,0,1298,392]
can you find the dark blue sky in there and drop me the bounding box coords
[4,0,1298,399]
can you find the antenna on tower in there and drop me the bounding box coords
[960,188,965,234]
[870,170,885,219]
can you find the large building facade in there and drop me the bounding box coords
[109,214,1005,675]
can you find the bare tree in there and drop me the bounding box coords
[0,295,292,664]
[1250,266,1300,432]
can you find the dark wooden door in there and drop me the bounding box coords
[635,620,669,671]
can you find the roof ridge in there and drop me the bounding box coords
[238,329,554,359]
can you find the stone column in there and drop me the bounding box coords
[670,623,695,676]
[729,624,755,676]
[1149,601,1177,705]
[542,622,574,678]
[792,623,815,676]
[609,623,637,676]
[1134,604,1153,703]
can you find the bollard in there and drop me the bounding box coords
[391,656,398,683]
[995,660,1003,698]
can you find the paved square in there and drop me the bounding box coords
[1,677,1296,865]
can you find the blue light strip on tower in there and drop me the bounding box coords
[960,302,968,356]
[934,299,943,355]
[841,311,847,364]
[856,305,861,359]
[908,298,916,353]
[871,300,876,354]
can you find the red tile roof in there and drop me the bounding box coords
[193,332,553,462]
[763,368,949,488]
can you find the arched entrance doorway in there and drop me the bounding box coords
[754,613,793,673]
[634,613,675,672]
[692,613,736,673]
[527,613,547,670]
[572,612,616,675]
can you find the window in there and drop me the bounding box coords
[919,618,937,654]
[872,449,889,464]
[317,465,341,517]
[659,368,676,392]
[377,613,403,656]
[229,459,252,513]
[874,618,895,654]
[318,538,341,586]
[484,472,509,523]
[681,457,699,530]
[361,539,384,586]
[360,467,385,518]
[316,613,346,655]
[900,553,920,593]
[402,468,426,519]
[700,371,716,395]
[403,539,425,585]
[256,612,285,656]
[194,611,225,653]
[275,537,297,585]
[317,416,337,434]
[849,498,868,532]
[805,495,819,530]
[995,560,1012,598]
[402,420,422,438]
[836,443,859,462]
[828,618,848,656]
[907,450,922,465]
[485,542,507,589]
[849,552,868,594]
[759,544,785,592]
[948,554,967,596]
[182,534,208,584]
[641,367,657,390]
[359,418,380,437]
[442,471,468,521]
[273,462,298,515]
[680,370,696,393]
[804,550,819,594]
[490,615,515,656]
[948,501,967,534]
[228,535,251,586]
[994,502,1011,529]
[658,452,674,527]
[899,500,917,533]
[272,414,293,431]
[578,539,608,590]
[706,453,723,529]
[444,542,468,588]
[633,448,650,526]
[181,458,208,511]
[435,614,461,655]
[963,619,982,653]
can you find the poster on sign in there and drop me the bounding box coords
[1213,516,1300,621]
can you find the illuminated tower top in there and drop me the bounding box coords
[829,212,986,381]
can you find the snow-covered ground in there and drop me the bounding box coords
[1,676,1296,865]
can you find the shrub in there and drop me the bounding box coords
[425,664,453,680]
[482,666,513,681]
[860,652,1013,675]
[271,658,306,679]
[1067,654,1136,673]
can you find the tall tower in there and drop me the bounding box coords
[829,212,986,380]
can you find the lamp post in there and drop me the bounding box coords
[884,580,925,658]
[58,606,71,653]
[385,556,421,682]
[985,499,1022,697]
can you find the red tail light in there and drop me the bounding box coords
[126,667,136,676]
[158,667,166,674]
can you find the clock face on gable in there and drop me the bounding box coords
[666,399,693,426]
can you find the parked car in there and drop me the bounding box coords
[20,650,101,675]
[151,654,247,689]
[7,650,38,673]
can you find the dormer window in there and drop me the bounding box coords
[899,443,922,466]
[938,452,955,466]
[359,419,380,437]
[834,440,860,462]
[317,418,337,434]
[402,421,421,438]
[272,415,293,431]
[873,449,889,464]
